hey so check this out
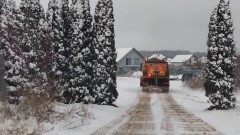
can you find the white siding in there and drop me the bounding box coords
[117,49,145,74]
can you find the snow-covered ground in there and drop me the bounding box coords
[2,77,239,134]
[131,71,143,78]
[46,78,240,135]
[170,74,183,80]
[151,93,164,135]
[170,81,240,135]
[46,77,141,135]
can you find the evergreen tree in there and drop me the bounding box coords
[46,0,66,88]
[39,16,54,83]
[205,8,218,98]
[63,0,94,103]
[205,0,237,110]
[3,0,26,104]
[36,3,52,85]
[92,0,118,105]
[103,0,118,102]
[0,0,7,51]
[61,0,71,90]
[81,0,95,103]
[19,0,48,90]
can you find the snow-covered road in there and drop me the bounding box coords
[94,93,221,135]
[91,78,240,135]
[158,93,220,135]
[92,92,221,135]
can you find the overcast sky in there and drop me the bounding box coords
[15,0,240,52]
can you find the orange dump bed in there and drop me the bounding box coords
[144,63,167,77]
[140,58,169,93]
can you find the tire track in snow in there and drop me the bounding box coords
[114,93,156,135]
[159,94,223,135]
[91,92,140,135]
[92,92,225,135]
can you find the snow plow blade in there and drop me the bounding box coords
[142,86,169,93]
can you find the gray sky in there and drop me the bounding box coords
[16,0,240,52]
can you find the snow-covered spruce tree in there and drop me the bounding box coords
[103,0,118,103]
[61,0,72,91]
[205,8,218,101]
[205,0,237,110]
[46,0,66,89]
[39,18,54,83]
[92,0,118,105]
[0,0,7,51]
[3,0,26,104]
[36,4,53,85]
[62,0,94,103]
[80,0,95,103]
[19,0,49,90]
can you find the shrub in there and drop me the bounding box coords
[183,72,205,90]
[17,80,58,123]
[0,80,58,135]
[0,103,43,135]
[184,79,205,90]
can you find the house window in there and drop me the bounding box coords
[134,58,139,65]
[126,58,131,65]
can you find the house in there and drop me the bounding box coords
[116,48,145,74]
[170,54,197,66]
[0,52,6,102]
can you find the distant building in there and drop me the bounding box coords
[167,58,172,63]
[170,54,197,66]
[0,52,6,102]
[116,48,145,74]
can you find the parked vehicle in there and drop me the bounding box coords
[140,57,170,93]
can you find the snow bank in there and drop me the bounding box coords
[170,81,240,135]
[170,74,183,80]
[45,77,140,135]
[131,71,143,78]
[78,77,140,135]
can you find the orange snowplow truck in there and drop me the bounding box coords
[140,57,170,93]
